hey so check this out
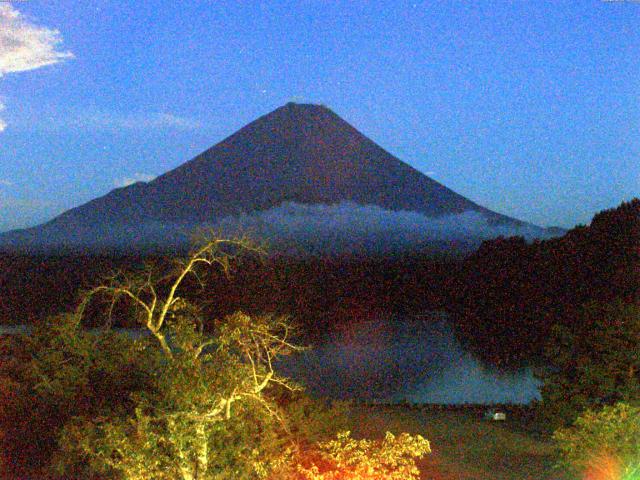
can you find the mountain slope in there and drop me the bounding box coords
[1,103,538,252]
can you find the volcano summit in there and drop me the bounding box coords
[0,103,551,253]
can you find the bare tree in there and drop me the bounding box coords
[67,234,304,480]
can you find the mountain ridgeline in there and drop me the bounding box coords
[0,103,549,254]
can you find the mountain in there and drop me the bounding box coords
[0,102,550,253]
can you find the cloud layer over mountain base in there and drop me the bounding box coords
[215,202,555,255]
[0,201,559,254]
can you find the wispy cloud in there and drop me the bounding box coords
[0,4,73,131]
[0,179,13,186]
[0,196,52,209]
[213,201,554,255]
[114,172,156,188]
[0,5,73,76]
[8,109,204,133]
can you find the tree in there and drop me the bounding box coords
[538,300,640,428]
[1,233,432,479]
[52,235,306,480]
[554,402,640,480]
[0,313,149,478]
[448,198,640,369]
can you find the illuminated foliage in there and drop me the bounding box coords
[554,402,640,480]
[538,300,640,428]
[51,235,305,480]
[282,431,430,480]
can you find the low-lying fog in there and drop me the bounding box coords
[279,312,541,405]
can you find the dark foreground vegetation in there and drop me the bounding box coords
[450,198,640,368]
[0,198,638,479]
[0,248,454,334]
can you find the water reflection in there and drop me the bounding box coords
[279,312,541,405]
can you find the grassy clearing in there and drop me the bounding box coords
[347,405,568,480]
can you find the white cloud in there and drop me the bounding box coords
[218,201,547,240]
[0,179,13,186]
[0,4,73,131]
[0,5,73,76]
[19,111,202,133]
[211,201,554,255]
[115,172,156,188]
[0,196,51,209]
[7,109,203,133]
[137,113,201,130]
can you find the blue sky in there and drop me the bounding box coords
[0,1,638,231]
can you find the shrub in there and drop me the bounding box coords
[554,402,640,479]
[538,300,640,429]
[269,431,430,480]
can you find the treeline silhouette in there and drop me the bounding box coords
[0,249,456,336]
[1,198,637,368]
[448,198,640,367]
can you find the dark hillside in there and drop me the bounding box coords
[449,198,640,367]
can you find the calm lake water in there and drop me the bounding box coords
[1,312,541,405]
[278,312,541,405]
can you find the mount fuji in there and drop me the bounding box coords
[0,103,553,254]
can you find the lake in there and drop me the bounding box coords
[278,312,541,405]
[1,312,541,405]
